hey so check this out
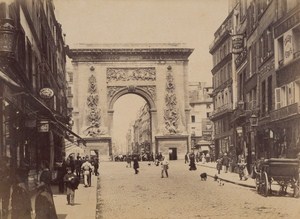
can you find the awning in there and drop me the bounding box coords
[0,69,22,89]
[200,146,210,151]
[23,93,86,144]
[65,139,84,158]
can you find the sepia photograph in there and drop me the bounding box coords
[0,0,300,218]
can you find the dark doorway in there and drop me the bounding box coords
[169,148,177,160]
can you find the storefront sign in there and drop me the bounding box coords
[38,120,49,132]
[39,88,54,99]
[232,34,244,54]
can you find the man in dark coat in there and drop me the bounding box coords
[222,153,230,173]
[133,156,139,174]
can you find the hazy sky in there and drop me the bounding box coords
[54,0,228,83]
[53,0,229,150]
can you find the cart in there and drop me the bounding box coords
[255,158,300,198]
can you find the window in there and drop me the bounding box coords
[262,80,266,116]
[250,42,257,76]
[0,3,5,18]
[207,112,210,118]
[278,37,284,66]
[267,76,272,112]
[68,73,73,83]
[275,87,281,109]
[287,82,295,105]
[191,116,195,123]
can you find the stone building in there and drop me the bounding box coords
[0,0,78,169]
[271,0,300,158]
[213,0,300,172]
[209,10,236,160]
[131,103,151,154]
[188,82,213,152]
[0,0,79,217]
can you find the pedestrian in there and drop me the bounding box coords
[0,157,12,219]
[67,156,75,173]
[57,157,67,194]
[184,152,189,164]
[133,156,139,174]
[75,156,82,179]
[161,156,169,178]
[36,160,57,219]
[126,155,132,168]
[201,153,206,164]
[206,153,211,163]
[38,160,53,192]
[189,152,197,171]
[222,153,230,173]
[216,157,222,174]
[63,167,79,205]
[237,154,248,181]
[81,157,93,187]
[11,166,32,219]
[94,158,99,176]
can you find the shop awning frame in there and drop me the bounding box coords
[23,93,86,145]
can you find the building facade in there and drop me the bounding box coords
[0,0,77,216]
[213,0,300,172]
[188,82,213,151]
[209,10,236,161]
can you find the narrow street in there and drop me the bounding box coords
[97,161,300,219]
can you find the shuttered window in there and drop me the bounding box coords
[275,88,281,109]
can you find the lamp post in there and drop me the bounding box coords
[249,114,258,162]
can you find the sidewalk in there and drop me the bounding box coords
[54,175,98,219]
[197,161,256,189]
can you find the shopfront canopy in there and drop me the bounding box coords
[196,140,211,151]
[65,139,84,158]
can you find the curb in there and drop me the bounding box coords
[197,164,256,189]
[206,174,256,189]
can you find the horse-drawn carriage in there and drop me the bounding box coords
[254,158,300,198]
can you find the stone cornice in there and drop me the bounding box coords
[68,46,194,62]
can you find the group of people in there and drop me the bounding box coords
[0,158,58,219]
[129,154,169,178]
[216,153,249,180]
[216,153,231,174]
[55,155,99,206]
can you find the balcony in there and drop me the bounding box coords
[270,102,300,122]
[210,103,233,120]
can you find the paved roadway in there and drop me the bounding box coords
[98,160,300,219]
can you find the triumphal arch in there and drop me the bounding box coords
[68,44,193,160]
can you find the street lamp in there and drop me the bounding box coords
[249,114,258,127]
[236,126,243,136]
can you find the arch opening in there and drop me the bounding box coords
[112,93,153,160]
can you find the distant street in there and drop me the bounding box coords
[97,160,300,219]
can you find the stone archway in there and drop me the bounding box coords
[68,44,193,160]
[107,86,157,154]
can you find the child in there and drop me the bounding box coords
[216,157,222,174]
[63,167,79,205]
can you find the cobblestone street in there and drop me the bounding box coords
[98,160,300,219]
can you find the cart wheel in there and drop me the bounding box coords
[255,174,260,193]
[261,172,269,197]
